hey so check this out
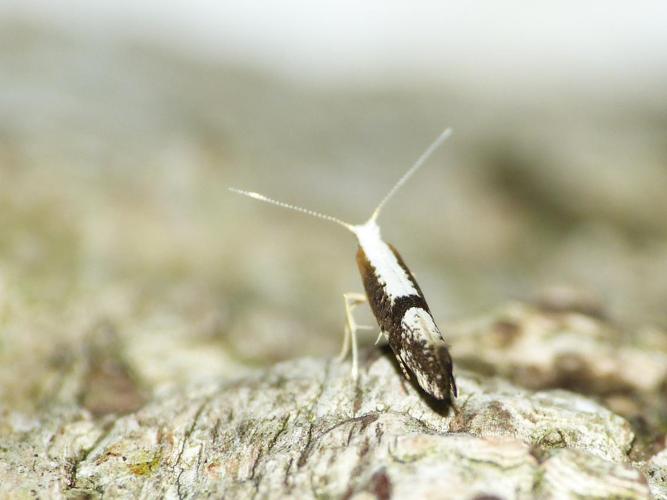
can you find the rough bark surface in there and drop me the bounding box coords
[1,346,663,499]
[2,24,667,499]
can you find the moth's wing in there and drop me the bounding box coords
[396,353,411,380]
[394,308,456,401]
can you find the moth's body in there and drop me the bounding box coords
[230,128,457,402]
[354,221,456,401]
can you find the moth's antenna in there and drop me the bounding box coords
[229,188,355,232]
[369,128,452,222]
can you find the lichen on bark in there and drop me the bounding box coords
[2,337,663,498]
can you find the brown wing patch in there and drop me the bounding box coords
[356,246,393,332]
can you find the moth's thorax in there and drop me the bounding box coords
[353,221,419,303]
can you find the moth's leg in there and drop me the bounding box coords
[374,330,386,345]
[336,292,368,361]
[337,324,351,364]
[337,292,372,380]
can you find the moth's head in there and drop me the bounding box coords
[351,219,382,245]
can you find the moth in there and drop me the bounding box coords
[230,129,457,401]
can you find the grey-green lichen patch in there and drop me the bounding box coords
[537,449,650,499]
[449,302,667,463]
[643,448,667,498]
[450,302,667,396]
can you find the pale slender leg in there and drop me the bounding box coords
[336,292,373,380]
[337,323,351,362]
[341,324,376,356]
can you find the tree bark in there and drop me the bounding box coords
[1,340,661,498]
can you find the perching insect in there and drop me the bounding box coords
[230,129,457,402]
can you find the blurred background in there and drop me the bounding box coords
[1,1,666,413]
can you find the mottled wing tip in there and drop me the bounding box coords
[436,344,457,399]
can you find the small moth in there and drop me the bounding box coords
[230,129,457,401]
